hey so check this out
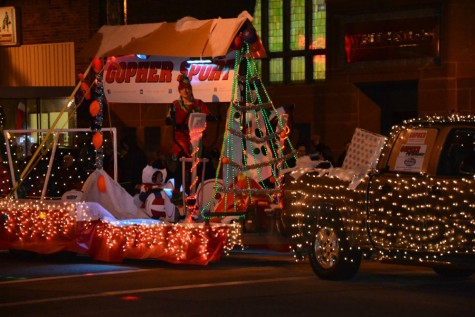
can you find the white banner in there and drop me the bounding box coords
[103,53,236,104]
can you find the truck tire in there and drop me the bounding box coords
[308,219,362,280]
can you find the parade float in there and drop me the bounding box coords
[3,11,472,281]
[0,12,272,265]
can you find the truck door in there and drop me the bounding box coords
[368,128,438,251]
[428,128,475,252]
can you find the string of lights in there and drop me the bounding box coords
[0,199,242,264]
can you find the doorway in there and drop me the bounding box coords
[355,80,418,135]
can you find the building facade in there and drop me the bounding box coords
[261,0,475,157]
[319,0,475,155]
[1,0,474,160]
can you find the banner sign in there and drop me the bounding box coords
[103,53,236,103]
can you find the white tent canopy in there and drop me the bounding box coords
[79,11,264,59]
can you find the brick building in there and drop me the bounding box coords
[1,0,475,160]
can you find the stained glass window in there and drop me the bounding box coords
[290,0,305,51]
[268,0,283,52]
[270,58,283,82]
[312,0,326,50]
[313,54,326,80]
[291,56,305,81]
[253,0,261,36]
[252,0,262,76]
[255,0,326,83]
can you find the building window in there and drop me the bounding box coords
[291,56,305,81]
[290,0,305,51]
[313,54,325,80]
[268,0,284,53]
[312,0,326,50]
[28,110,69,147]
[270,58,284,82]
[253,0,263,76]
[26,98,74,146]
[254,0,326,84]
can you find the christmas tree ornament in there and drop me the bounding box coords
[92,132,103,149]
[233,34,244,50]
[89,100,100,117]
[242,27,258,44]
[92,57,103,73]
[97,175,106,192]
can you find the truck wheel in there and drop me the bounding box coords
[308,221,361,280]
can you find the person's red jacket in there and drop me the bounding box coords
[170,98,209,158]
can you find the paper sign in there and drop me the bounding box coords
[394,143,427,172]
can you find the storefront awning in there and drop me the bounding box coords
[79,11,265,59]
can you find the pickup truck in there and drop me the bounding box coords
[281,116,475,280]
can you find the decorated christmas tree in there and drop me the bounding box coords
[202,35,296,218]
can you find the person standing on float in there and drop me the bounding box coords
[166,73,210,197]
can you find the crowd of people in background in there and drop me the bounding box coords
[0,130,350,200]
[0,70,351,201]
[288,133,349,169]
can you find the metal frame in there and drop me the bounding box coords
[3,127,117,199]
